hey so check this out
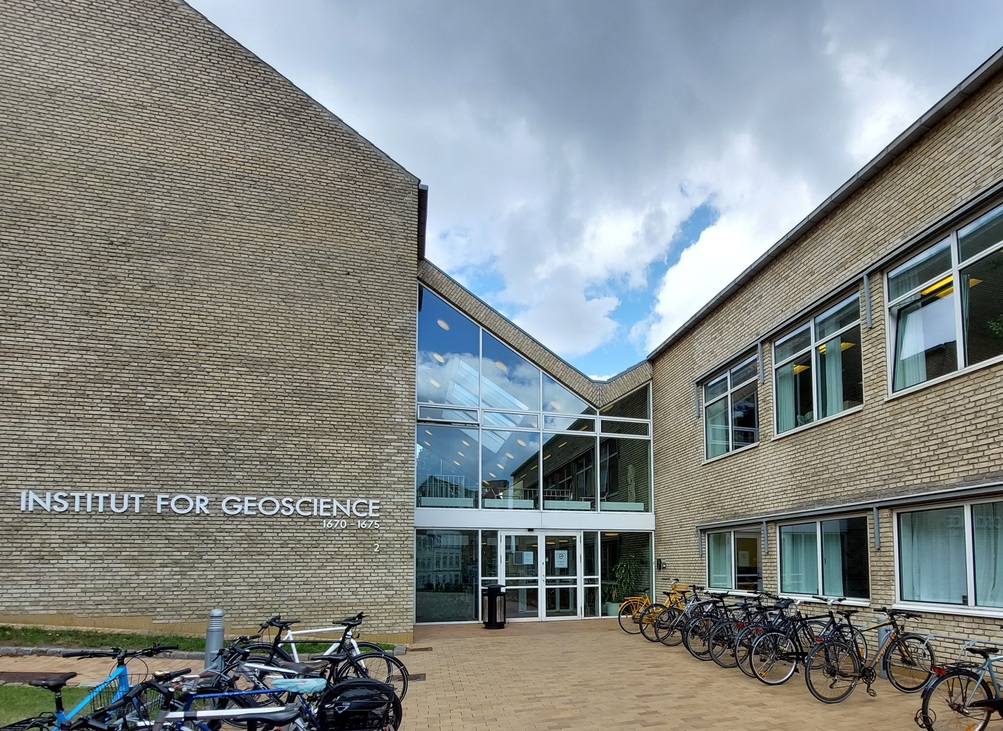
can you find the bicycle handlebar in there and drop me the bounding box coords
[62,644,177,660]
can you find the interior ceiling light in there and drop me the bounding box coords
[424,429,433,435]
[494,360,508,372]
[462,439,470,446]
[457,451,464,457]
[422,440,431,447]
[548,401,561,410]
[433,352,446,363]
[558,441,567,448]
[516,438,527,446]
[429,379,441,388]
[792,363,809,374]
[505,452,514,459]
[496,463,504,469]
[437,318,450,331]
[488,472,497,478]
[452,460,461,466]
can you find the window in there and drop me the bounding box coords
[706,530,761,590]
[898,502,1003,608]
[774,294,863,434]
[779,517,869,598]
[703,356,759,459]
[416,287,652,513]
[888,202,1003,392]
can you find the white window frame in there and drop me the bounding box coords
[706,528,761,592]
[894,499,1003,615]
[773,293,862,435]
[702,354,759,461]
[777,515,870,601]
[885,202,1003,396]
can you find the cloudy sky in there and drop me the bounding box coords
[187,0,1003,379]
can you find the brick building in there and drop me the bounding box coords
[2,0,1002,642]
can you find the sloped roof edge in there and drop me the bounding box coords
[647,44,1003,362]
[180,0,419,184]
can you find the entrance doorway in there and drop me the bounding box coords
[500,531,583,620]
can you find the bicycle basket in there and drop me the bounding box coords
[318,678,399,731]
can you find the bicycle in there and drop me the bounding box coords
[805,606,936,703]
[278,612,388,661]
[918,644,1003,731]
[0,644,177,731]
[635,580,688,642]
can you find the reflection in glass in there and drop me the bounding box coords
[481,430,540,509]
[959,204,1003,261]
[888,238,952,300]
[600,385,650,419]
[543,374,596,415]
[780,523,818,595]
[415,424,479,508]
[541,433,595,510]
[481,333,541,411]
[481,530,498,579]
[544,415,595,432]
[417,288,480,406]
[599,437,650,512]
[961,251,1003,367]
[892,285,958,391]
[416,530,478,622]
[504,534,539,619]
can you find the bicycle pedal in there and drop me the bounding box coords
[867,688,876,697]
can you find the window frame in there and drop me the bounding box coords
[701,354,759,461]
[777,515,870,601]
[705,528,761,592]
[885,201,1003,395]
[894,499,1003,614]
[772,293,863,435]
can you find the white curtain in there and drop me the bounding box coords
[820,335,844,418]
[775,365,796,433]
[708,533,733,589]
[821,526,844,596]
[781,525,818,594]
[974,503,1003,607]
[899,508,967,604]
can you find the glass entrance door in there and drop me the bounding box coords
[503,533,539,619]
[543,533,579,618]
[501,531,582,619]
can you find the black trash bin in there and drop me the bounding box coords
[482,584,506,629]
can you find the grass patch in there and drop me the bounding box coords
[0,685,90,726]
[0,626,203,652]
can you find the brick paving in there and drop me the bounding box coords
[0,621,929,730]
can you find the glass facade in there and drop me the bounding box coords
[415,287,652,513]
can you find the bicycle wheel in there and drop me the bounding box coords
[708,619,740,669]
[682,616,715,660]
[336,651,409,701]
[804,640,860,704]
[618,600,645,634]
[735,625,764,678]
[654,606,684,646]
[639,605,667,642]
[750,631,797,685]
[884,634,936,693]
[920,670,992,731]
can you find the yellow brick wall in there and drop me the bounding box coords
[651,66,1003,641]
[0,0,419,640]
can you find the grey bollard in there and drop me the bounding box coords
[205,608,225,670]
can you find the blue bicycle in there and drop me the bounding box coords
[0,644,176,731]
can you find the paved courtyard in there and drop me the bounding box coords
[0,619,930,730]
[403,619,926,730]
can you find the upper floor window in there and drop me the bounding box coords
[773,294,863,434]
[703,356,758,459]
[887,203,1003,392]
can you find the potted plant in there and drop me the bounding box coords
[604,554,643,615]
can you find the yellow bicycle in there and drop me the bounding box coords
[618,580,689,636]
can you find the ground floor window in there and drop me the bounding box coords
[899,501,1003,608]
[779,516,869,599]
[416,529,651,622]
[706,530,761,590]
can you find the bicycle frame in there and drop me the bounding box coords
[279,624,353,662]
[54,661,130,727]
